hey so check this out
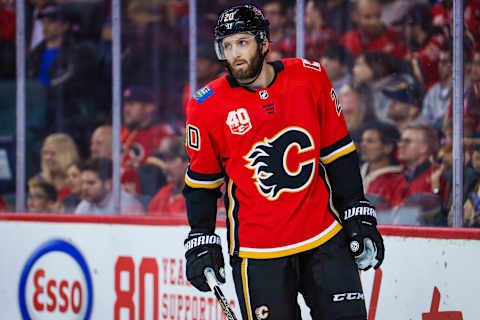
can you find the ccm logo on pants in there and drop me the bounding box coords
[332,292,365,302]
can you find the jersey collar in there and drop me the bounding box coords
[226,61,285,92]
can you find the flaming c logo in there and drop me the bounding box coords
[245,127,316,200]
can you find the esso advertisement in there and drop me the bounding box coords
[18,239,93,320]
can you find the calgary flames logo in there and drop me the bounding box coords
[244,127,316,200]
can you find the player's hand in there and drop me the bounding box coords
[341,200,384,270]
[184,232,225,291]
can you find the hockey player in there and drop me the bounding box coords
[183,4,384,319]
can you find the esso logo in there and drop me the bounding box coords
[18,239,93,320]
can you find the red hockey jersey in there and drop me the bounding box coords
[185,58,356,259]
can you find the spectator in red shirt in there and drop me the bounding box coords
[0,195,8,212]
[391,123,448,225]
[148,136,189,218]
[359,121,402,213]
[121,86,174,168]
[341,0,407,59]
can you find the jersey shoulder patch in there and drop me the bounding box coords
[193,85,215,104]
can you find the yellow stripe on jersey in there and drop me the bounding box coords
[241,258,253,320]
[238,222,342,259]
[320,142,356,164]
[184,173,225,189]
[227,179,237,255]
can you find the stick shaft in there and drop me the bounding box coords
[204,268,238,320]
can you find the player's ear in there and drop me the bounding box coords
[261,38,270,55]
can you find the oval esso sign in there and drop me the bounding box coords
[18,239,93,320]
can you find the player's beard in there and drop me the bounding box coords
[228,50,263,81]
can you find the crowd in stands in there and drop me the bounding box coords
[1,0,480,227]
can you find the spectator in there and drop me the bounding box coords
[352,51,405,121]
[420,43,452,131]
[262,0,295,57]
[90,124,113,159]
[148,136,189,217]
[383,73,424,131]
[75,157,145,215]
[27,177,58,212]
[303,0,338,60]
[121,86,174,168]
[321,0,354,36]
[360,121,402,210]
[26,0,53,52]
[0,195,7,212]
[338,83,376,144]
[0,0,16,79]
[181,38,224,126]
[443,39,476,131]
[60,161,83,213]
[341,0,407,59]
[26,4,103,156]
[90,124,142,196]
[391,123,448,225]
[36,133,79,200]
[461,146,480,227]
[399,3,446,90]
[320,42,353,92]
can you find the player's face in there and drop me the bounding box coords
[81,170,110,204]
[360,129,389,163]
[222,33,263,81]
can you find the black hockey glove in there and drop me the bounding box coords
[184,232,225,292]
[341,200,384,270]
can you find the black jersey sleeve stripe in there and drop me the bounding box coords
[185,167,225,189]
[319,135,356,164]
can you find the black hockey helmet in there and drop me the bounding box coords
[214,4,270,60]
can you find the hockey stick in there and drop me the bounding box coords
[204,267,239,320]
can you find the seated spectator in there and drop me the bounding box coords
[320,42,353,92]
[303,0,338,59]
[383,73,424,131]
[27,4,103,156]
[90,124,113,160]
[59,161,82,213]
[462,183,480,228]
[35,133,80,201]
[75,157,145,215]
[341,0,407,59]
[0,195,8,212]
[398,3,446,90]
[121,86,174,169]
[262,0,295,58]
[338,83,376,144]
[321,0,353,36]
[420,43,452,132]
[27,177,58,212]
[181,38,224,125]
[148,136,189,218]
[359,121,402,211]
[352,51,405,121]
[391,123,448,225]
